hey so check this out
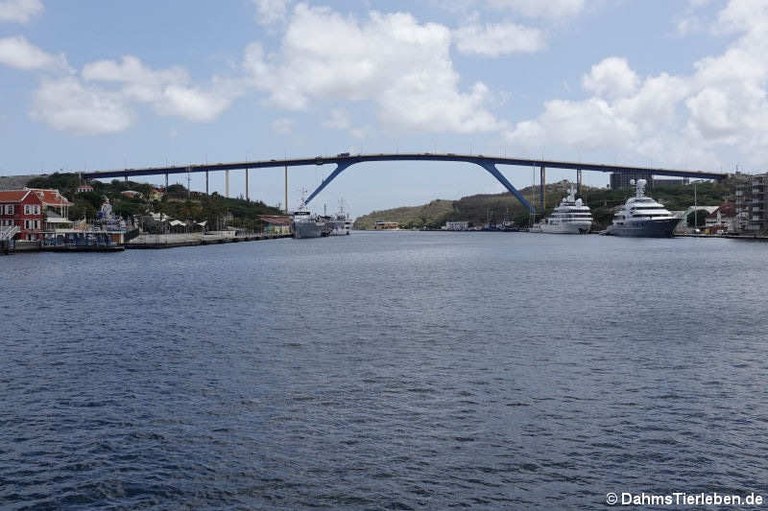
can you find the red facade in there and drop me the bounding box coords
[0,188,71,241]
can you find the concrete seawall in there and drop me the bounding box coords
[127,231,291,249]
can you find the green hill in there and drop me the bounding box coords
[354,179,735,230]
[25,172,284,231]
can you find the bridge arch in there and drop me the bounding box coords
[304,157,535,213]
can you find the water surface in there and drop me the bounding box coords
[2,232,767,509]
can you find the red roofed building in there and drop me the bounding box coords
[0,188,72,241]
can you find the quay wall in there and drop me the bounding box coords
[127,231,291,249]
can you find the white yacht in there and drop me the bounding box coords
[536,185,593,234]
[605,179,680,237]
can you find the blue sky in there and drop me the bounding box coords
[1,0,765,216]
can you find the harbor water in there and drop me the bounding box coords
[2,232,767,509]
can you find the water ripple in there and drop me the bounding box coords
[2,234,768,509]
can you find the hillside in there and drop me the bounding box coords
[354,179,735,230]
[25,172,285,231]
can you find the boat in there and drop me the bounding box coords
[327,201,353,236]
[292,208,327,239]
[605,179,680,237]
[291,194,328,240]
[535,185,593,234]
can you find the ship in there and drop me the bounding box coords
[327,200,353,236]
[291,198,327,239]
[605,179,680,237]
[534,185,593,234]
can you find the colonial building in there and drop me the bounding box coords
[0,188,72,241]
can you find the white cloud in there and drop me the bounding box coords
[28,55,243,133]
[160,83,234,122]
[252,0,290,25]
[508,98,637,150]
[506,0,768,169]
[582,57,638,99]
[82,55,241,123]
[715,0,768,35]
[0,36,67,71]
[31,77,133,135]
[0,0,43,23]
[323,108,351,130]
[244,4,502,133]
[453,22,545,56]
[322,108,368,138]
[484,0,584,19]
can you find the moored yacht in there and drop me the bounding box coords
[327,200,353,236]
[605,179,680,237]
[536,185,593,234]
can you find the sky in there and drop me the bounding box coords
[1,0,767,216]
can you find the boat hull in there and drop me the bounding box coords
[539,222,592,234]
[327,219,352,236]
[605,218,679,238]
[293,221,324,239]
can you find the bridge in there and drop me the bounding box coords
[80,153,729,214]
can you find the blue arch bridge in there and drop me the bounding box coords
[80,153,729,215]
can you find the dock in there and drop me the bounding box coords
[126,231,291,249]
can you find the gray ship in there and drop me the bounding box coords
[292,210,327,239]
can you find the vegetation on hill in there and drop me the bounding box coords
[354,178,735,230]
[26,172,284,231]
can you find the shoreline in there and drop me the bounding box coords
[126,231,292,249]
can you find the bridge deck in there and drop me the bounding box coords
[79,153,728,181]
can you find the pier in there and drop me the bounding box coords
[127,231,291,249]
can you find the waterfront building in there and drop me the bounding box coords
[734,173,768,233]
[609,172,689,190]
[374,221,400,230]
[260,215,292,236]
[704,203,737,234]
[0,188,72,241]
[444,221,470,231]
[610,171,654,190]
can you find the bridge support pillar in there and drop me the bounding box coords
[225,170,230,198]
[305,161,355,205]
[245,168,249,202]
[539,165,546,212]
[577,168,582,194]
[165,173,168,190]
[284,165,288,213]
[476,161,535,214]
[205,171,209,195]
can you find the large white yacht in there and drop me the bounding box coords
[605,179,680,237]
[536,185,593,234]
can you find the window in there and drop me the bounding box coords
[24,204,41,215]
[2,205,13,215]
